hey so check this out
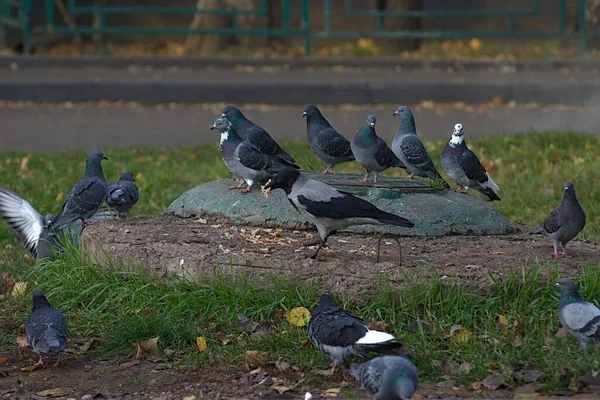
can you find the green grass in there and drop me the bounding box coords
[0,131,599,392]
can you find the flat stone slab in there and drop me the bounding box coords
[165,172,517,236]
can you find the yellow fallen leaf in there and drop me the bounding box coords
[469,38,482,51]
[285,307,311,327]
[21,364,43,372]
[36,387,69,397]
[196,336,207,352]
[11,281,27,297]
[299,338,310,345]
[498,315,509,327]
[273,386,291,394]
[454,328,473,343]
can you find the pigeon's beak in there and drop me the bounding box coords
[370,122,375,127]
[302,112,307,118]
[221,113,226,118]
[210,124,216,130]
[392,111,398,116]
[102,156,108,160]
[554,282,560,287]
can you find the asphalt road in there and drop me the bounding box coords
[1,102,598,152]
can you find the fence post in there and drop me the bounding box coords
[579,0,587,56]
[22,0,31,53]
[302,0,311,56]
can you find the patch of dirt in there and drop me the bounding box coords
[81,214,600,295]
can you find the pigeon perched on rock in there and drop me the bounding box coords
[440,123,500,201]
[351,115,406,183]
[391,106,449,188]
[556,278,600,350]
[0,187,113,259]
[48,150,108,231]
[25,290,69,366]
[533,182,586,257]
[106,171,139,219]
[308,293,402,373]
[212,118,289,194]
[348,356,419,400]
[221,105,299,169]
[263,169,414,258]
[303,104,355,174]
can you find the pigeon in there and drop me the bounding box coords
[48,150,108,231]
[303,104,355,174]
[533,182,586,257]
[263,169,414,258]
[351,115,406,183]
[106,171,139,219]
[211,117,290,194]
[307,293,402,373]
[556,278,600,350]
[0,187,114,260]
[440,123,500,201]
[348,356,419,400]
[221,105,299,169]
[25,290,69,366]
[391,106,449,188]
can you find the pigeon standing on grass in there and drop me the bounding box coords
[303,104,355,174]
[48,150,108,231]
[307,293,402,374]
[556,278,600,350]
[221,105,299,169]
[533,182,586,257]
[25,290,69,366]
[391,106,449,188]
[440,123,500,201]
[348,356,419,400]
[263,169,414,258]
[106,171,139,219]
[351,115,406,183]
[212,118,289,194]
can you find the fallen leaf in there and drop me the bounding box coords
[0,357,7,364]
[482,373,505,390]
[453,328,473,343]
[196,336,207,352]
[66,338,94,355]
[133,336,161,362]
[459,362,473,374]
[285,307,311,327]
[511,335,524,347]
[324,388,341,398]
[182,396,196,400]
[470,381,482,390]
[514,369,544,383]
[21,364,43,372]
[498,315,509,327]
[273,386,291,394]
[36,388,69,397]
[238,313,259,332]
[16,336,28,348]
[441,360,458,375]
[514,318,525,336]
[11,282,27,297]
[275,357,291,373]
[246,350,268,368]
[555,327,568,338]
[299,338,310,345]
[368,321,391,331]
[19,157,29,174]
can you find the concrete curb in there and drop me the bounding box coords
[0,80,597,105]
[2,54,600,71]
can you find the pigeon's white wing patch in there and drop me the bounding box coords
[0,187,44,255]
[356,330,396,344]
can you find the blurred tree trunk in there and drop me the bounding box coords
[381,0,423,52]
[54,0,82,46]
[184,0,231,55]
[234,0,268,49]
[567,0,600,48]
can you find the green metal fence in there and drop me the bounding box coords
[0,0,595,55]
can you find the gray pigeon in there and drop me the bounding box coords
[263,169,415,258]
[221,105,299,169]
[211,117,289,194]
[0,187,114,260]
[351,115,406,183]
[307,293,402,374]
[391,106,449,188]
[348,356,419,400]
[440,123,500,201]
[534,182,586,257]
[303,104,355,175]
[25,290,69,366]
[556,278,600,350]
[106,171,139,219]
[49,150,108,231]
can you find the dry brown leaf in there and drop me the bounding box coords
[0,357,7,365]
[324,388,341,398]
[470,381,482,391]
[246,350,268,368]
[275,357,291,373]
[368,321,391,331]
[482,373,505,390]
[514,318,525,336]
[133,336,161,362]
[511,335,524,347]
[238,313,259,333]
[273,386,291,394]
[19,157,30,175]
[16,336,28,348]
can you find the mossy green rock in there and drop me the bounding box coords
[165,172,517,236]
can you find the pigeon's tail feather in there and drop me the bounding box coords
[375,215,415,229]
[477,186,501,202]
[530,225,544,235]
[277,153,300,169]
[356,340,402,355]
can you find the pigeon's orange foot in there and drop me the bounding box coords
[240,186,252,194]
[228,184,245,190]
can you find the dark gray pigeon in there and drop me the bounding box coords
[264,169,414,258]
[391,106,449,188]
[303,104,355,175]
[49,150,108,231]
[221,105,299,169]
[307,293,402,374]
[440,123,500,201]
[556,278,600,350]
[0,187,113,259]
[534,182,586,257]
[25,290,69,366]
[351,115,406,183]
[212,117,289,194]
[348,356,419,400]
[106,171,139,219]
